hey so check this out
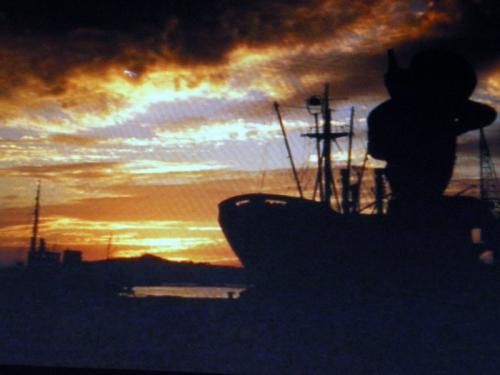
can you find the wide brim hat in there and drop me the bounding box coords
[410,49,477,100]
[405,49,496,131]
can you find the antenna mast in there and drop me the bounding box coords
[106,233,113,260]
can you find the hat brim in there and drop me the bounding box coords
[454,100,497,134]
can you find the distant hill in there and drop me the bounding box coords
[85,254,249,286]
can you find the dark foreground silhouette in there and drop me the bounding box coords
[368,49,498,252]
[1,279,500,374]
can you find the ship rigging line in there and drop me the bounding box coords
[257,110,272,192]
[297,127,314,190]
[274,102,303,199]
[357,147,369,188]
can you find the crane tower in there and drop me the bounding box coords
[479,128,500,216]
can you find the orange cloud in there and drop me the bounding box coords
[48,133,106,146]
[0,162,121,181]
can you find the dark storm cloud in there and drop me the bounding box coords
[0,0,379,98]
[385,0,499,70]
[0,0,498,100]
[0,0,362,57]
[311,0,499,100]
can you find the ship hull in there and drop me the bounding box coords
[219,193,482,288]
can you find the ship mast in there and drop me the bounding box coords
[277,83,348,209]
[302,83,349,210]
[304,84,348,209]
[322,84,334,208]
[29,181,41,254]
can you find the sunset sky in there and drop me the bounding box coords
[0,0,498,266]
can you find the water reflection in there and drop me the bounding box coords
[126,285,249,299]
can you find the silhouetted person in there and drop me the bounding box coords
[368,49,497,263]
[369,49,496,204]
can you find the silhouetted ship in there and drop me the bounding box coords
[218,84,393,287]
[219,77,499,288]
[8,181,127,300]
[26,181,84,271]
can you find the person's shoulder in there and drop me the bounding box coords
[368,99,401,123]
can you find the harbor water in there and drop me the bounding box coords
[127,285,249,299]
